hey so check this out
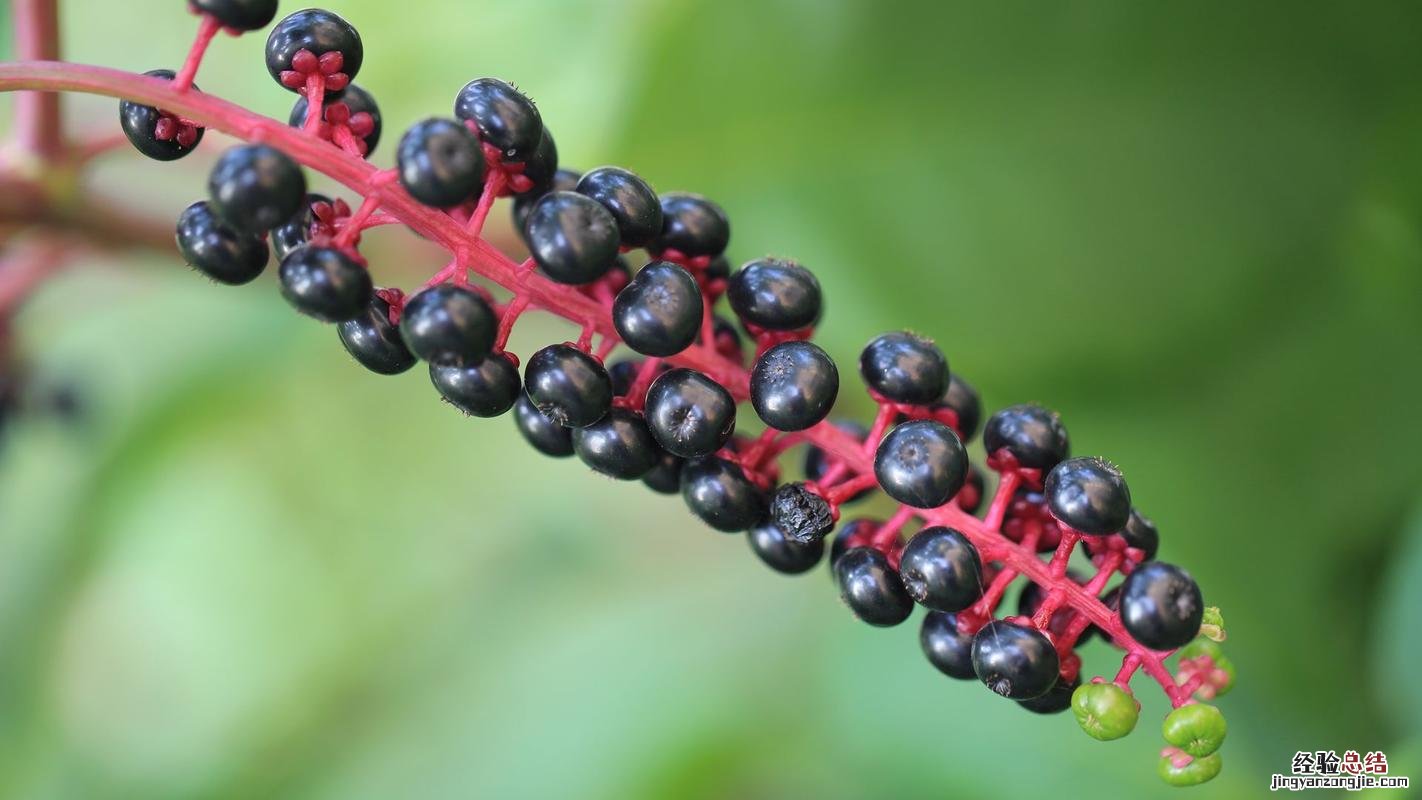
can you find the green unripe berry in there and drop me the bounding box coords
[1158,751,1222,786]
[1163,703,1227,757]
[1071,682,1139,741]
[1176,638,1223,662]
[1178,638,1236,698]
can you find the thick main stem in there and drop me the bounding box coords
[10,0,63,157]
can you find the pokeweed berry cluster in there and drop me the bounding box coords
[0,1,1236,787]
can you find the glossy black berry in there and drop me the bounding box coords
[859,331,949,405]
[899,527,984,612]
[1119,562,1203,651]
[207,144,306,235]
[769,483,835,544]
[336,293,416,375]
[174,201,268,285]
[873,420,967,508]
[430,354,521,418]
[513,393,573,457]
[572,407,661,480]
[396,119,485,209]
[937,374,982,442]
[269,193,330,262]
[513,167,579,233]
[612,262,703,357]
[680,456,766,532]
[1018,675,1080,714]
[920,611,976,679]
[641,450,684,494]
[518,127,559,195]
[290,83,382,155]
[523,344,612,428]
[1122,509,1160,560]
[652,192,729,258]
[191,0,278,30]
[576,167,662,248]
[1044,456,1132,534]
[119,70,204,161]
[748,520,825,575]
[750,341,838,432]
[397,284,497,366]
[265,10,363,94]
[971,620,1060,700]
[277,246,372,322]
[525,192,620,285]
[643,368,735,458]
[983,404,1070,470]
[727,258,822,331]
[834,547,913,627]
[453,78,544,162]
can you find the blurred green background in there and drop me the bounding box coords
[2,1,1422,798]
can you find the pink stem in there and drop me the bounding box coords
[172,14,221,93]
[334,195,379,248]
[302,73,325,133]
[982,471,1020,531]
[466,169,506,237]
[11,0,62,157]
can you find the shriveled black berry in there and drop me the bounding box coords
[1018,675,1080,714]
[265,10,363,94]
[750,341,838,432]
[174,201,268,285]
[769,483,835,544]
[430,354,521,418]
[644,368,735,458]
[859,331,949,405]
[834,547,913,627]
[641,450,684,494]
[525,191,620,285]
[899,527,983,612]
[873,420,967,508]
[748,520,825,575]
[652,192,729,258]
[937,373,982,442]
[612,261,703,357]
[971,620,1060,700]
[396,119,485,209]
[337,293,416,375]
[398,284,497,366]
[576,167,662,248]
[983,403,1070,470]
[680,456,766,532]
[207,144,306,235]
[572,407,661,480]
[523,344,612,428]
[1044,456,1132,535]
[269,193,330,262]
[727,258,822,331]
[1119,562,1203,651]
[453,78,544,162]
[921,611,976,679]
[119,70,204,161]
[513,393,573,457]
[290,83,382,155]
[1121,509,1160,560]
[513,167,579,233]
[277,246,371,322]
[192,0,278,30]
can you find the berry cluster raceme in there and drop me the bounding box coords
[1,2,1233,788]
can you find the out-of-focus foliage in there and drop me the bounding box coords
[1,1,1420,798]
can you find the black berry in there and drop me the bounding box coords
[747,520,825,575]
[119,70,204,161]
[937,374,982,442]
[834,547,913,627]
[430,353,521,418]
[517,127,559,195]
[612,261,703,357]
[641,450,684,495]
[397,284,497,366]
[1044,456,1132,534]
[265,10,363,95]
[983,403,1070,471]
[768,482,835,544]
[898,527,984,612]
[727,258,822,331]
[873,420,967,508]
[576,167,662,248]
[920,611,976,679]
[643,368,735,458]
[513,167,579,233]
[453,78,544,162]
[191,0,278,31]
[971,620,1060,700]
[174,201,268,285]
[524,191,620,285]
[269,193,330,262]
[1121,509,1160,560]
[513,393,573,457]
[336,292,416,375]
[523,344,612,428]
[277,245,371,322]
[750,341,839,432]
[396,118,485,208]
[1119,562,1203,651]
[652,192,729,258]
[680,456,766,532]
[829,518,878,570]
[290,83,382,156]
[207,144,306,235]
[859,331,949,405]
[1018,675,1080,714]
[572,407,661,479]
